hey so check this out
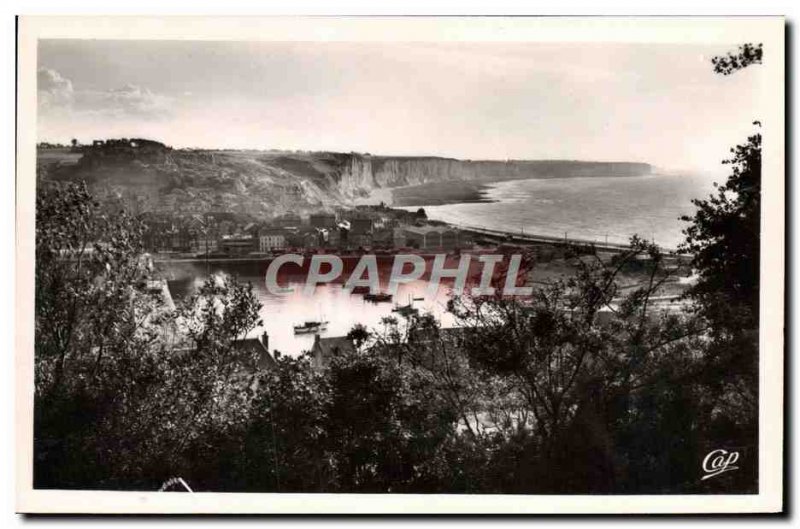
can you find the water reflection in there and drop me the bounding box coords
[162,259,456,357]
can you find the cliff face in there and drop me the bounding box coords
[38,144,652,219]
[330,154,652,197]
[334,156,472,193]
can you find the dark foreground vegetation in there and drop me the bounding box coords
[33,45,762,494]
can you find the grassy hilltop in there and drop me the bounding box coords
[37,139,652,219]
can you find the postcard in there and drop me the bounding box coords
[15,15,785,514]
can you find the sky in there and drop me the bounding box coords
[37,39,769,173]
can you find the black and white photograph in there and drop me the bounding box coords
[14,15,785,514]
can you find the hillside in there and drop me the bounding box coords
[37,139,653,218]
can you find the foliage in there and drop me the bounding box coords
[236,356,332,491]
[671,43,764,488]
[34,183,758,492]
[446,238,713,492]
[680,130,761,335]
[34,183,264,489]
[711,43,763,75]
[677,130,761,460]
[34,44,763,492]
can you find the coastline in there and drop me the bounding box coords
[382,172,691,253]
[389,180,495,207]
[150,224,648,267]
[374,169,655,209]
[154,170,687,268]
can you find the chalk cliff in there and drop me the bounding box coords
[37,141,652,219]
[331,154,651,196]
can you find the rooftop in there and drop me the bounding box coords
[399,225,456,236]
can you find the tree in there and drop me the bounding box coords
[680,129,761,335]
[236,356,332,492]
[34,182,266,489]
[682,42,763,333]
[34,181,153,398]
[322,347,458,492]
[680,44,763,398]
[34,181,158,487]
[675,43,764,490]
[449,238,706,492]
[712,43,763,76]
[346,323,371,349]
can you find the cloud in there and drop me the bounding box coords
[38,68,173,120]
[38,68,74,108]
[77,83,172,118]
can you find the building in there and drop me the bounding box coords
[259,228,287,252]
[327,226,343,247]
[440,228,460,250]
[298,229,323,249]
[349,216,374,236]
[350,234,372,249]
[283,229,305,249]
[331,223,350,248]
[309,213,337,229]
[86,138,171,160]
[394,225,462,250]
[168,225,193,253]
[372,215,392,230]
[219,234,256,256]
[218,220,236,236]
[207,333,278,391]
[274,213,303,229]
[243,222,260,238]
[371,228,394,248]
[348,216,373,249]
[190,237,219,256]
[143,279,176,311]
[310,335,355,370]
[140,214,174,252]
[231,332,277,371]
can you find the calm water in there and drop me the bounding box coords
[161,173,715,355]
[412,173,716,250]
[162,260,456,357]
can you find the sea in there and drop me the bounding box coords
[408,172,717,251]
[161,172,717,357]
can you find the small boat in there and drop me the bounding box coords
[412,296,425,302]
[351,286,371,295]
[392,304,419,317]
[293,320,329,334]
[364,292,393,303]
[391,294,419,316]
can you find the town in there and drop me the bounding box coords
[28,33,768,499]
[140,204,475,258]
[264,252,533,297]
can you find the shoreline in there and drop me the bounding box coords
[150,225,660,267]
[376,171,655,208]
[389,180,495,207]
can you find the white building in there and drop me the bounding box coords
[190,237,218,255]
[394,225,461,250]
[259,230,287,252]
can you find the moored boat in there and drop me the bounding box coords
[364,292,393,303]
[293,320,329,334]
[392,304,419,316]
[391,294,419,316]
